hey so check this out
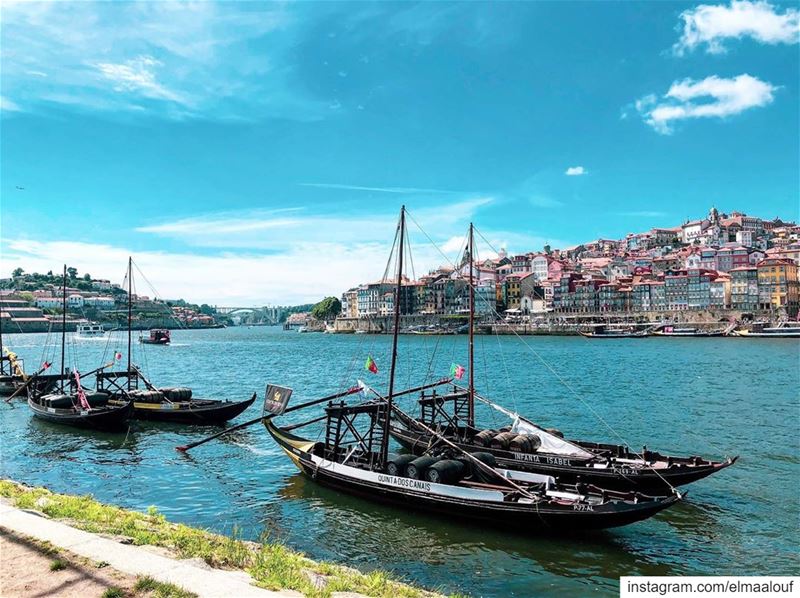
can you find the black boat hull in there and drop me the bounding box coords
[389,424,735,493]
[109,394,255,424]
[266,421,679,532]
[28,398,134,431]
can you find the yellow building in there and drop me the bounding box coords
[757,258,799,313]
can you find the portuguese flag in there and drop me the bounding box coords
[364,355,378,374]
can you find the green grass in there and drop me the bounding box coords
[0,480,447,598]
[134,576,197,598]
[102,588,125,598]
[49,559,66,571]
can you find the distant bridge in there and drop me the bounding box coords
[216,306,286,325]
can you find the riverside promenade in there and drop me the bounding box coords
[0,499,299,598]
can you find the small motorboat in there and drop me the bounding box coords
[579,325,649,338]
[140,328,171,345]
[75,323,106,338]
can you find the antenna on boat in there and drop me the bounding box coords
[380,205,405,464]
[60,264,67,393]
[127,256,132,391]
[468,222,475,428]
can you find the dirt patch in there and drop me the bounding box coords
[0,527,137,597]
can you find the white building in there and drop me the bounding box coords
[67,294,84,308]
[531,255,549,282]
[35,297,62,309]
[736,230,754,247]
[84,296,115,310]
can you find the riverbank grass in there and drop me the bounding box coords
[0,480,445,598]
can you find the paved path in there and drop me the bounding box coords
[0,501,302,598]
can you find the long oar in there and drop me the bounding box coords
[176,377,452,453]
[176,387,360,452]
[5,363,52,403]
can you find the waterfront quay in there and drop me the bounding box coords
[337,208,799,330]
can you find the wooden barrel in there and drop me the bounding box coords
[509,434,541,453]
[425,459,466,484]
[160,387,192,401]
[129,390,165,403]
[406,456,441,480]
[490,431,518,450]
[386,454,417,477]
[468,451,498,483]
[545,427,564,439]
[472,429,497,447]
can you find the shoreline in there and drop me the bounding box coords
[0,480,449,598]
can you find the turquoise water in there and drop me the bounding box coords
[1,327,798,596]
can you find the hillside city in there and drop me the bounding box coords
[338,207,799,322]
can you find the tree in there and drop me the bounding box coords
[12,268,24,277]
[67,267,78,279]
[199,304,215,316]
[83,273,91,282]
[311,297,341,321]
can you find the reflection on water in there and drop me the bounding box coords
[1,327,798,596]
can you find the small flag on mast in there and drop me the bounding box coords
[364,355,378,374]
[450,363,465,380]
[114,351,122,361]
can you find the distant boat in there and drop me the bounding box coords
[579,326,648,338]
[652,325,725,337]
[76,323,105,338]
[732,322,800,338]
[140,328,171,345]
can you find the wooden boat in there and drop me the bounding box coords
[0,323,27,395]
[96,257,255,424]
[389,224,736,493]
[262,208,681,532]
[388,394,736,493]
[28,389,134,431]
[26,266,133,431]
[140,328,171,345]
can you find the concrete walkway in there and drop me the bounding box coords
[0,501,302,598]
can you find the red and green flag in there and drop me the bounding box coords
[450,363,465,380]
[364,355,378,374]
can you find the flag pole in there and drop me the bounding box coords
[468,222,475,428]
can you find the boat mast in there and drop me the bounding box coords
[60,264,67,392]
[467,222,475,428]
[127,256,132,390]
[0,293,4,376]
[381,206,405,463]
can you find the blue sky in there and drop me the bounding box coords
[1,1,798,304]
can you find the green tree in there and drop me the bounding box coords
[83,273,91,282]
[311,297,341,320]
[199,304,216,316]
[67,267,78,279]
[12,268,24,277]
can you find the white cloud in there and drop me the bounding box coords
[675,0,800,54]
[564,166,587,176]
[1,196,566,303]
[94,55,183,104]
[0,2,329,120]
[636,74,776,134]
[0,96,22,112]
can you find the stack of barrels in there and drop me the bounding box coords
[471,428,542,453]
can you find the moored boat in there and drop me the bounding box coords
[260,208,681,532]
[97,257,255,424]
[731,321,800,338]
[26,266,133,431]
[652,325,726,337]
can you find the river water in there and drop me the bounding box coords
[1,327,798,596]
